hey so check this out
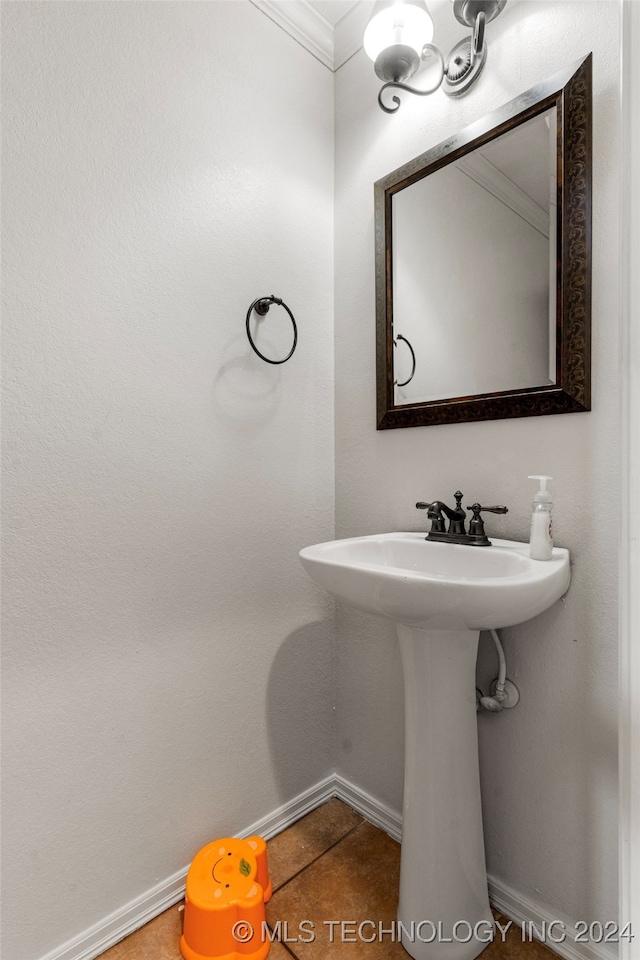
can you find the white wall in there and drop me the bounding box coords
[1,4,334,959]
[335,0,619,932]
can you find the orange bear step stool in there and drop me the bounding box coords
[180,836,273,960]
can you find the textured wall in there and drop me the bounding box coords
[1,4,334,958]
[334,0,619,929]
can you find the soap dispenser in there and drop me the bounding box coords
[528,475,554,560]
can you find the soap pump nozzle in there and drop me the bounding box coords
[528,474,553,503]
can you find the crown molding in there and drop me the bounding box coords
[333,1,373,69]
[249,0,335,69]
[249,0,369,71]
[456,152,550,238]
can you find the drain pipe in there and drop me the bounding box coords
[477,629,520,712]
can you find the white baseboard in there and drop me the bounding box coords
[37,776,337,960]
[488,874,617,960]
[334,780,617,960]
[38,774,614,960]
[242,773,337,842]
[36,865,189,960]
[332,772,402,842]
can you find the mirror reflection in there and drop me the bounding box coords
[393,107,557,405]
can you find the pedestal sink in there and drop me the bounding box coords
[299,533,570,960]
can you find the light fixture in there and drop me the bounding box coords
[364,0,507,113]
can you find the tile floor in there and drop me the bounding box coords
[100,799,558,960]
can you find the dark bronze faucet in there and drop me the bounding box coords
[418,490,467,534]
[416,491,508,546]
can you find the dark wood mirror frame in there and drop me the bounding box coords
[375,54,592,430]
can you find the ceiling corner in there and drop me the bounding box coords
[249,0,335,69]
[249,0,371,71]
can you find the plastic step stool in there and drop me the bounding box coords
[180,835,272,960]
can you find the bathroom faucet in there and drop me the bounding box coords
[416,491,508,546]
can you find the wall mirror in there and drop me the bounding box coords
[375,54,591,429]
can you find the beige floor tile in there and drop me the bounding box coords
[266,797,363,891]
[266,819,406,958]
[262,939,293,959]
[100,904,184,960]
[96,803,562,960]
[99,903,293,960]
[484,912,559,960]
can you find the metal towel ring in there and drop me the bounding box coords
[394,334,416,387]
[246,296,298,365]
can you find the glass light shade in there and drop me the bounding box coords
[363,1,435,63]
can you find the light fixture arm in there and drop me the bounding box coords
[471,10,486,63]
[378,43,445,113]
[366,0,506,112]
[375,12,485,112]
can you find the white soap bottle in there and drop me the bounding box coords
[528,475,554,560]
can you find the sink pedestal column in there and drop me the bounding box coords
[396,626,493,960]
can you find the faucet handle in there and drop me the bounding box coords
[467,503,508,517]
[467,503,508,541]
[416,501,442,517]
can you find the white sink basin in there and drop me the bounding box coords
[299,532,570,630]
[299,531,571,960]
